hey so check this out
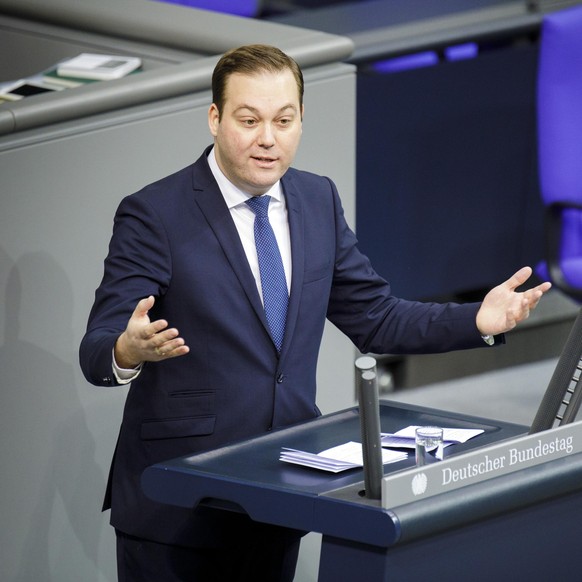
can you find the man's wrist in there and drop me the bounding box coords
[114,333,142,370]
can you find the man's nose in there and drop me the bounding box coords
[258,124,275,147]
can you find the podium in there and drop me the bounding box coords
[142,401,582,581]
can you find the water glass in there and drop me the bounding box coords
[415,426,444,466]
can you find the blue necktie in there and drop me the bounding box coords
[246,195,289,352]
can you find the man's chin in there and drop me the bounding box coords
[246,171,284,193]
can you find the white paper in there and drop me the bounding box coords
[381,425,484,450]
[56,53,142,80]
[279,441,407,473]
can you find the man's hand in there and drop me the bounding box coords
[114,296,190,369]
[476,266,552,337]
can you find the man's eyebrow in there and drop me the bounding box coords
[233,104,298,115]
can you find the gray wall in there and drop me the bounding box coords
[0,57,356,582]
[0,2,356,579]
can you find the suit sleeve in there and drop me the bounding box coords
[325,181,489,355]
[79,194,172,386]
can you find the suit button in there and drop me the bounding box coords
[277,373,285,383]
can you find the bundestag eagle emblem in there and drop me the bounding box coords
[411,472,428,496]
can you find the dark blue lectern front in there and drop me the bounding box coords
[142,401,582,581]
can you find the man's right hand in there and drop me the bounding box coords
[114,296,190,369]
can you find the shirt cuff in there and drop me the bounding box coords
[481,333,505,347]
[112,348,143,384]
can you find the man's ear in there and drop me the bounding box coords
[208,103,219,137]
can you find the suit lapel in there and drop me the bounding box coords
[280,175,305,357]
[189,153,269,334]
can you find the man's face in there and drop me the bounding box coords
[208,70,303,196]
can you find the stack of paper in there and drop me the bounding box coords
[56,54,142,81]
[280,441,408,473]
[381,426,484,450]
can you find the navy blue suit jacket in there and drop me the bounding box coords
[80,146,486,545]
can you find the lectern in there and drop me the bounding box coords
[142,401,582,581]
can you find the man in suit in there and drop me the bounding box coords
[80,44,551,581]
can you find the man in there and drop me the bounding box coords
[80,44,551,581]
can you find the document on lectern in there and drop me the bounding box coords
[381,426,484,450]
[279,441,407,473]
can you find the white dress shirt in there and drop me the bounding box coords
[113,147,292,383]
[207,147,292,298]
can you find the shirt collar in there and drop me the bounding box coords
[207,146,282,210]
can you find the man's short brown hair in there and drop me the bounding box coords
[212,44,304,117]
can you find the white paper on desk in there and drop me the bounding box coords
[280,441,407,473]
[381,426,484,450]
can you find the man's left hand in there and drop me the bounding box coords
[476,266,552,337]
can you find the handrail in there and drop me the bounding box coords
[0,0,350,57]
